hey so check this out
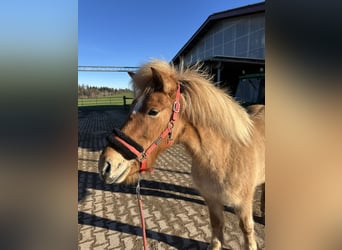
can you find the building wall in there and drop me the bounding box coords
[183,13,265,65]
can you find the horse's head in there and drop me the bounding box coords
[98,63,183,185]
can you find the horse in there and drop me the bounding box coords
[98,60,265,250]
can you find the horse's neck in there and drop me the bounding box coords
[179,123,233,160]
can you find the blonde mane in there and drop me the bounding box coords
[132,60,253,145]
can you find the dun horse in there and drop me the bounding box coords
[98,60,265,250]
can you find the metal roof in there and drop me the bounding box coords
[204,56,265,65]
[172,2,265,63]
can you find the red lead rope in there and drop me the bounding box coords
[136,177,148,250]
[138,199,147,249]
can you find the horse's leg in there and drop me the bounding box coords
[205,198,224,250]
[260,183,265,217]
[235,197,258,250]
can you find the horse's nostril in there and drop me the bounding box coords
[104,161,111,175]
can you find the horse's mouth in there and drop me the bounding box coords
[100,161,131,184]
[110,165,130,183]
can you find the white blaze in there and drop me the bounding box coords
[131,94,145,115]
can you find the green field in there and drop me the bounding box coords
[78,92,134,107]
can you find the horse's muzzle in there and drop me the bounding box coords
[98,157,130,184]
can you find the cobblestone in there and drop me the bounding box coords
[78,107,265,249]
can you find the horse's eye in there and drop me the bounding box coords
[147,109,159,116]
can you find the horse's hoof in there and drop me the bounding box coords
[207,238,222,250]
[248,242,257,250]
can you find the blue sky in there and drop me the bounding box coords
[78,0,263,89]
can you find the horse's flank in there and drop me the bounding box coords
[180,103,265,205]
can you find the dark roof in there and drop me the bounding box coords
[172,2,265,63]
[204,56,264,65]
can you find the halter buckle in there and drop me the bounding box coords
[138,152,147,162]
[173,101,180,113]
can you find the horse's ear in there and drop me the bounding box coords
[151,67,175,94]
[128,71,135,79]
[151,67,164,92]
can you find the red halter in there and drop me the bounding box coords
[109,82,181,172]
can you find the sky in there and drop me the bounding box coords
[78,0,263,89]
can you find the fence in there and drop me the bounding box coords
[78,95,134,108]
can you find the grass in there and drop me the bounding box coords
[78,92,134,107]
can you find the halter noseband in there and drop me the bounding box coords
[106,82,182,172]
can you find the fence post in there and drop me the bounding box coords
[123,96,127,108]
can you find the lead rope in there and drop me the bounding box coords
[136,175,148,250]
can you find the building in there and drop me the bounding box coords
[172,2,265,105]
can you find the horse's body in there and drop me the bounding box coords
[98,60,265,250]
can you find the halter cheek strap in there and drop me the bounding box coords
[106,82,182,173]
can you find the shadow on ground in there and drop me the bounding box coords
[78,170,265,225]
[79,211,215,250]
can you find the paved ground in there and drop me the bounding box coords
[78,106,265,250]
